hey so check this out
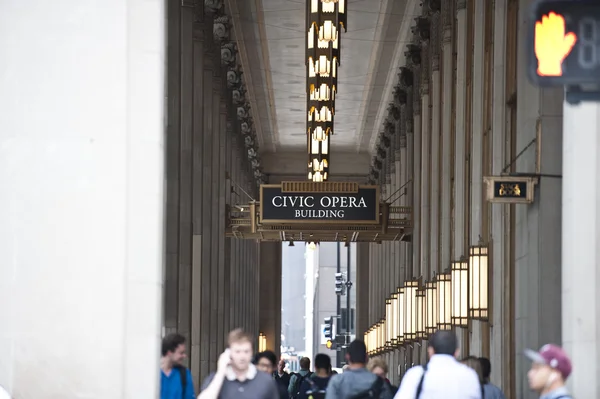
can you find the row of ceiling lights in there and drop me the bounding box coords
[306,0,347,182]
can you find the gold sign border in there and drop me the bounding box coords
[259,183,380,225]
[483,176,538,204]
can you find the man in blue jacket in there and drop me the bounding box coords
[160,333,195,399]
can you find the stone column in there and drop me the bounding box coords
[469,0,486,357]
[356,243,371,337]
[259,242,282,355]
[454,0,468,260]
[0,0,165,396]
[165,0,183,338]
[440,0,453,275]
[490,0,509,388]
[430,12,441,276]
[411,66,422,279]
[562,102,600,399]
[420,42,431,280]
[398,110,408,285]
[514,1,563,397]
[453,0,469,352]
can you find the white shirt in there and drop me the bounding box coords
[393,354,482,399]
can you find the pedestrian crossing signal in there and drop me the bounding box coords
[528,0,600,86]
[326,339,334,349]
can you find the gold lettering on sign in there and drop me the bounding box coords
[498,183,522,197]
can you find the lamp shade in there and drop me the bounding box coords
[385,298,392,348]
[396,287,405,345]
[425,280,438,334]
[451,259,469,327]
[469,245,489,320]
[404,280,418,342]
[391,292,399,346]
[415,287,426,340]
[258,332,267,352]
[437,273,452,330]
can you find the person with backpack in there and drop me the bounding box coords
[288,357,313,398]
[325,339,393,399]
[160,333,196,399]
[393,330,480,398]
[298,354,333,399]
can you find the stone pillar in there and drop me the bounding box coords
[454,0,469,352]
[357,243,370,337]
[0,0,165,397]
[490,0,509,388]
[430,12,441,277]
[469,0,486,357]
[562,102,600,399]
[420,43,431,280]
[454,0,468,261]
[514,0,563,396]
[403,85,414,279]
[440,0,453,274]
[259,242,283,356]
[412,73,422,279]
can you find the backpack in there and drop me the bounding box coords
[173,365,187,399]
[291,372,313,398]
[347,376,384,399]
[306,378,327,399]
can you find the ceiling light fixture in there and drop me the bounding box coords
[305,0,347,182]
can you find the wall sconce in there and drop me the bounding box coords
[396,286,405,345]
[391,292,399,347]
[424,280,438,334]
[436,273,452,330]
[385,298,392,349]
[415,287,426,340]
[469,243,489,320]
[451,259,469,327]
[259,332,267,352]
[377,320,383,352]
[404,280,418,342]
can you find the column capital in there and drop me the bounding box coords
[205,0,223,13]
[221,42,237,66]
[227,64,243,89]
[399,135,407,148]
[442,0,453,29]
[456,0,466,10]
[214,15,230,42]
[430,12,441,71]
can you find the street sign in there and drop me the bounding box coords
[528,0,600,86]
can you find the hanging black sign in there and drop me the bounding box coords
[484,176,538,204]
[260,184,379,224]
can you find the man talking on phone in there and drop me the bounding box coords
[198,329,279,399]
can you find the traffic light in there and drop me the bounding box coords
[335,273,344,295]
[326,339,336,350]
[323,316,333,339]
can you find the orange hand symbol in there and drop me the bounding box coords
[535,12,577,76]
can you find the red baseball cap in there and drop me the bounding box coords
[524,344,572,380]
